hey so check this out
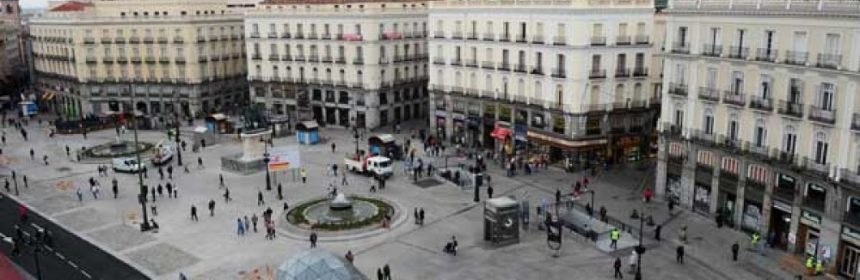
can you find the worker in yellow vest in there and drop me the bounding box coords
[815,259,824,275]
[610,228,620,249]
[751,232,760,253]
[805,256,815,276]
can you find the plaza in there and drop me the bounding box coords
[0,118,807,280]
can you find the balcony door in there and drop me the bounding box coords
[817,83,835,111]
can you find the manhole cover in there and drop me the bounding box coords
[56,167,72,172]
[414,178,443,188]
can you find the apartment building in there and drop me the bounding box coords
[0,0,23,86]
[428,0,659,165]
[246,0,429,129]
[657,0,860,275]
[29,0,248,119]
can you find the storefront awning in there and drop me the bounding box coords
[491,127,511,140]
[527,130,607,150]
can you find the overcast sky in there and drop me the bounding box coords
[21,0,49,9]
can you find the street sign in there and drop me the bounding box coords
[268,146,301,172]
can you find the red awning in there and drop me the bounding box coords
[490,127,511,140]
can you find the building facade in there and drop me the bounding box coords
[0,0,24,87]
[29,0,248,119]
[428,0,659,165]
[245,0,429,129]
[656,0,860,276]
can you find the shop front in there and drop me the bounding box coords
[525,129,607,168]
[452,114,466,145]
[693,182,712,216]
[717,178,737,228]
[839,225,860,278]
[769,199,793,250]
[435,113,447,140]
[797,210,823,257]
[613,135,643,163]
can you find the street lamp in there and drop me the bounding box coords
[353,127,360,155]
[173,87,182,166]
[262,137,271,191]
[631,208,648,280]
[128,79,151,231]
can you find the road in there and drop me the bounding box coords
[0,193,148,280]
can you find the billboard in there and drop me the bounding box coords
[268,146,301,172]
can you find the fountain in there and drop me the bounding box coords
[287,195,396,231]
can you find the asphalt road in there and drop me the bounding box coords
[0,193,149,280]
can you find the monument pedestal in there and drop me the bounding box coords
[221,129,272,175]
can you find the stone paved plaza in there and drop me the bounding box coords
[0,120,816,280]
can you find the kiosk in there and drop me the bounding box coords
[296,120,320,145]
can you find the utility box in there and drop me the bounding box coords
[484,196,520,246]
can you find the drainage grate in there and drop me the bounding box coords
[414,178,443,188]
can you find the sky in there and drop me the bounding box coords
[21,0,49,9]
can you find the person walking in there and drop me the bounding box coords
[76,186,83,202]
[158,167,164,180]
[197,157,204,169]
[257,191,265,206]
[383,264,391,280]
[112,180,118,199]
[173,185,179,198]
[167,165,173,179]
[219,174,225,188]
[731,242,740,261]
[345,250,354,263]
[166,183,174,199]
[300,168,308,184]
[251,214,258,233]
[676,245,685,264]
[190,205,198,221]
[244,216,250,234]
[224,187,231,202]
[157,184,164,197]
[237,218,245,236]
[613,257,623,279]
[208,200,216,216]
[277,183,283,200]
[377,268,383,280]
[487,185,494,199]
[419,208,425,225]
[679,225,688,244]
[310,232,318,248]
[342,172,348,186]
[22,175,27,189]
[610,228,621,249]
[331,142,337,153]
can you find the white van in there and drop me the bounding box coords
[112,157,144,173]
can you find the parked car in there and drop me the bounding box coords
[112,157,144,173]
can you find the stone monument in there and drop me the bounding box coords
[221,106,274,174]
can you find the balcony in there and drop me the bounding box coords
[722,91,746,106]
[322,33,331,40]
[466,33,478,40]
[293,55,305,62]
[784,51,808,65]
[499,34,511,42]
[308,55,319,62]
[701,44,722,57]
[434,31,445,39]
[432,58,445,65]
[727,46,749,59]
[697,87,720,102]
[281,33,292,39]
[482,33,494,41]
[175,57,185,64]
[465,59,478,68]
[114,37,126,44]
[615,35,631,45]
[321,56,333,63]
[531,66,544,75]
[671,42,690,54]
[614,68,630,78]
[251,53,262,60]
[85,56,97,64]
[268,54,279,61]
[129,37,140,44]
[514,34,527,43]
[668,83,687,97]
[853,113,860,131]
[83,37,95,44]
[749,96,773,112]
[307,33,318,40]
[553,68,568,79]
[481,61,495,70]
[197,55,207,63]
[173,37,184,44]
[451,32,463,39]
[553,36,566,46]
[145,56,156,63]
[450,59,462,66]
[335,57,346,64]
[100,37,112,44]
[634,35,649,44]
[353,57,364,65]
[513,64,527,73]
[143,37,154,44]
[585,69,603,79]
[281,55,292,61]
[816,53,842,70]
[196,36,205,43]
[157,37,168,44]
[294,33,304,39]
[158,56,169,63]
[632,67,648,77]
[777,101,803,118]
[590,36,607,46]
[249,32,260,39]
[755,48,778,62]
[808,106,836,124]
[532,35,544,44]
[496,62,510,71]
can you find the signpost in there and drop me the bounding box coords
[267,146,302,172]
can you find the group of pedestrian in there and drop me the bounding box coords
[413,207,426,226]
[97,165,111,176]
[375,264,391,280]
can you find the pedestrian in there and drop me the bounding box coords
[377,268,384,280]
[197,157,203,169]
[219,174,225,188]
[679,225,687,243]
[613,257,623,279]
[29,148,34,160]
[731,242,740,261]
[277,183,283,200]
[157,184,164,197]
[419,208,425,225]
[654,225,662,242]
[151,204,158,216]
[158,167,164,180]
[383,264,390,280]
[166,183,173,198]
[610,228,620,249]
[642,187,653,203]
[43,154,49,165]
[300,168,307,184]
[342,172,348,186]
[283,201,289,211]
[167,165,173,179]
[112,181,118,199]
[22,175,27,189]
[173,185,178,198]
[345,250,354,263]
[487,185,494,199]
[76,187,83,202]
[310,231,318,248]
[237,218,245,236]
[676,245,685,264]
[244,216,250,234]
[91,185,100,199]
[668,198,676,213]
[224,187,231,202]
[190,205,198,221]
[251,214,258,233]
[629,250,637,273]
[555,188,561,205]
[208,200,215,216]
[331,142,336,153]
[65,145,70,157]
[258,190,265,206]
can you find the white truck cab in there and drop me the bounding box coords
[344,154,392,178]
[112,157,144,173]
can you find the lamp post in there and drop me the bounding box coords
[173,87,182,166]
[353,127,360,155]
[632,207,647,280]
[128,79,151,231]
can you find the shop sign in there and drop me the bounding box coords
[778,173,795,184]
[801,210,822,226]
[842,227,860,245]
[772,199,792,213]
[453,113,465,120]
[514,124,527,142]
[435,111,447,117]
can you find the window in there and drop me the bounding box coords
[783,126,797,154]
[763,30,775,51]
[727,114,738,141]
[706,68,717,89]
[817,83,835,110]
[788,78,803,103]
[760,74,772,99]
[731,71,743,95]
[824,33,840,55]
[673,109,684,128]
[677,26,687,46]
[814,132,829,164]
[703,111,714,134]
[753,119,767,147]
[792,31,807,52]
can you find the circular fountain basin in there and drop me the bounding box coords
[304,199,378,223]
[83,140,154,158]
[286,196,395,231]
